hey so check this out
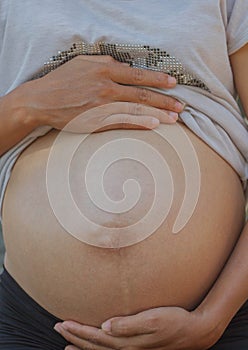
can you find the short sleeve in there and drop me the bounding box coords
[226,0,248,55]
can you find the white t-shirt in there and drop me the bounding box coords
[0,0,248,219]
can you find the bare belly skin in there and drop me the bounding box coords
[2,123,245,326]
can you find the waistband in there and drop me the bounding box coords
[0,266,62,324]
[0,266,248,349]
[0,266,68,349]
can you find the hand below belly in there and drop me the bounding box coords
[2,125,245,326]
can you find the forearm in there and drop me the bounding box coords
[197,220,248,336]
[0,83,39,156]
[230,44,248,118]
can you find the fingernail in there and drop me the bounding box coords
[101,320,112,333]
[168,76,177,86]
[151,117,160,126]
[61,322,70,331]
[168,111,178,120]
[54,323,63,333]
[175,102,185,112]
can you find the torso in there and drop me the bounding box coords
[2,123,245,326]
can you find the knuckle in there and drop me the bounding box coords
[162,96,175,110]
[94,55,116,68]
[114,343,123,350]
[96,64,109,76]
[83,339,101,350]
[115,321,129,334]
[104,56,118,72]
[109,116,124,129]
[84,345,96,350]
[132,68,146,84]
[89,336,99,345]
[86,332,101,345]
[118,114,130,126]
[128,103,144,115]
[147,315,159,330]
[62,331,75,343]
[104,55,116,63]
[74,55,83,62]
[120,117,128,127]
[136,88,151,103]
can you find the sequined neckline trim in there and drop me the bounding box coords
[33,41,210,92]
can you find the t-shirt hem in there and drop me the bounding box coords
[228,32,248,55]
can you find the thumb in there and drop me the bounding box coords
[101,311,156,336]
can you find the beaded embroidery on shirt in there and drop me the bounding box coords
[33,42,210,92]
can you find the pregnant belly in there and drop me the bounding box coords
[2,123,245,326]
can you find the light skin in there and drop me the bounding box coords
[53,44,248,349]
[54,221,248,350]
[0,55,183,157]
[0,34,247,349]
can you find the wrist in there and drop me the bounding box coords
[191,306,227,348]
[6,82,43,131]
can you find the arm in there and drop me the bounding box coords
[195,220,248,340]
[195,42,248,335]
[0,85,39,156]
[193,41,248,341]
[230,43,248,117]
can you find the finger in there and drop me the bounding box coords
[113,85,184,113]
[77,55,176,90]
[65,346,81,350]
[103,102,178,121]
[62,102,175,134]
[101,313,157,337]
[162,110,179,123]
[120,103,178,123]
[108,62,177,89]
[55,324,115,350]
[101,113,160,130]
[59,322,152,350]
[91,102,177,124]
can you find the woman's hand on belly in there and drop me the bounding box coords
[20,55,183,132]
[55,221,248,350]
[54,306,220,350]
